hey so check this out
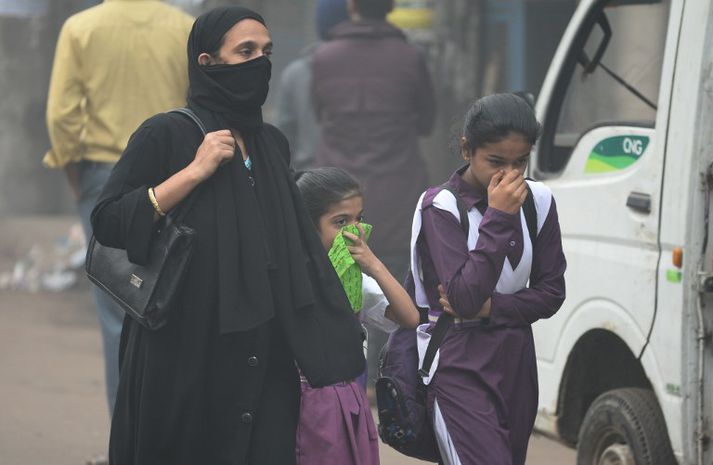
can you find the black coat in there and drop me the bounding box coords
[92,112,364,465]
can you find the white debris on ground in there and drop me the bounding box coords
[0,223,86,292]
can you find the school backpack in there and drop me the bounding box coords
[375,183,538,462]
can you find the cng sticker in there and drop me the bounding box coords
[585,136,650,173]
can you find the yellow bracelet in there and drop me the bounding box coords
[148,187,166,217]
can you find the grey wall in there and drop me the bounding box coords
[424,0,485,182]
[0,1,90,216]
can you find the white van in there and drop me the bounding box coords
[530,0,713,464]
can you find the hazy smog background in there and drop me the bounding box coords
[0,1,579,464]
[0,0,576,217]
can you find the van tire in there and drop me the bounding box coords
[576,388,676,465]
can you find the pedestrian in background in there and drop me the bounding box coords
[274,0,349,171]
[44,0,193,421]
[312,0,436,387]
[412,94,566,465]
[91,7,364,465]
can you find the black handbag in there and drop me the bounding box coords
[85,108,206,330]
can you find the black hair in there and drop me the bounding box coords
[461,93,542,152]
[353,0,393,19]
[295,168,362,226]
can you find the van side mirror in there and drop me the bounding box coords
[578,11,612,75]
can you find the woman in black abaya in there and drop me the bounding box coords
[91,7,364,465]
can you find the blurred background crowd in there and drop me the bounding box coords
[0,0,576,217]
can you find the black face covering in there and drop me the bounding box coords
[187,7,270,132]
[203,56,271,110]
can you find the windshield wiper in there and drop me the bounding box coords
[596,61,658,110]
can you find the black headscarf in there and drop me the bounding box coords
[183,9,363,387]
[187,7,270,132]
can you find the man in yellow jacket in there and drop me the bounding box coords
[44,0,193,423]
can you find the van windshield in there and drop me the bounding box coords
[543,0,670,172]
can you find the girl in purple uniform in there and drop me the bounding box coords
[295,168,420,465]
[410,94,566,465]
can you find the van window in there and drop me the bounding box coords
[538,0,670,174]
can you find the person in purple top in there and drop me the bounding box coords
[312,0,436,274]
[409,94,567,465]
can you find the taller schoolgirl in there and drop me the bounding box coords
[411,94,566,465]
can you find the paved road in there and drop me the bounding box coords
[0,217,576,465]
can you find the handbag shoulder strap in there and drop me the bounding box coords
[168,107,207,136]
[163,108,207,223]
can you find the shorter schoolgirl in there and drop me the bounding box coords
[295,167,420,465]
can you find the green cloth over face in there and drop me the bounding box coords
[328,223,373,312]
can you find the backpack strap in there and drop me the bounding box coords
[444,179,538,247]
[418,312,454,379]
[440,182,537,246]
[439,184,469,237]
[417,184,468,379]
[523,181,538,248]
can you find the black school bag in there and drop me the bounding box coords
[375,183,538,462]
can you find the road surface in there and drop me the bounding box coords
[0,217,576,465]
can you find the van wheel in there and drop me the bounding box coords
[576,388,676,465]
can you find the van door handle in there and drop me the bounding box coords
[626,192,651,213]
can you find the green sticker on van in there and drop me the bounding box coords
[666,269,682,283]
[585,136,650,173]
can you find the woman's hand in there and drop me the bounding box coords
[487,169,527,215]
[344,223,383,277]
[438,285,491,318]
[151,131,234,219]
[187,130,236,182]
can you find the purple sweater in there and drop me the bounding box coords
[312,19,436,261]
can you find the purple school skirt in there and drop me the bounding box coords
[426,320,538,465]
[296,378,380,465]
